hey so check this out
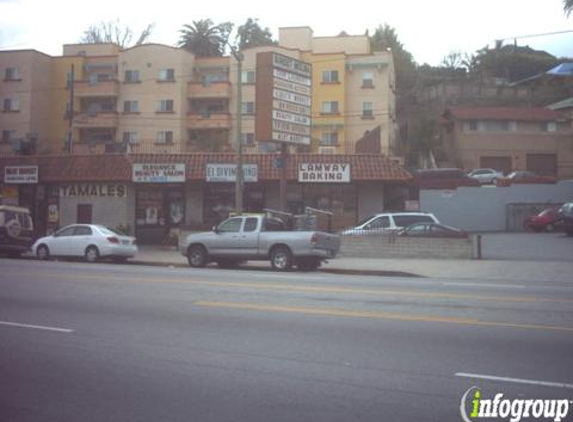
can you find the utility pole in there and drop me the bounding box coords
[231,49,244,214]
[67,64,75,154]
[279,143,288,211]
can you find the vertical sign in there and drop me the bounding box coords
[255,52,312,145]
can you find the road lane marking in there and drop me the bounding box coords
[0,321,74,333]
[443,282,525,289]
[4,270,573,304]
[195,301,573,332]
[455,373,573,389]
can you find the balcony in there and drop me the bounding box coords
[188,81,231,99]
[187,112,231,130]
[74,80,119,97]
[74,111,118,128]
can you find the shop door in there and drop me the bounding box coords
[526,154,557,177]
[77,204,93,224]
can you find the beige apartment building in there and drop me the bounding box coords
[1,27,396,157]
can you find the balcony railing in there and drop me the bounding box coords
[188,81,231,99]
[187,112,231,130]
[74,79,119,97]
[74,112,119,128]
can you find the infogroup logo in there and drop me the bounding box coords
[460,387,571,422]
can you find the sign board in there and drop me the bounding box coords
[404,200,420,211]
[206,164,258,183]
[59,184,127,198]
[256,52,312,145]
[133,163,185,183]
[298,163,351,183]
[4,166,38,184]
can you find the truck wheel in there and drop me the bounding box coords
[187,245,207,268]
[270,246,293,271]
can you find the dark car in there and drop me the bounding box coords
[523,207,561,232]
[558,202,573,237]
[0,205,35,257]
[413,168,480,190]
[398,222,468,238]
[498,171,557,186]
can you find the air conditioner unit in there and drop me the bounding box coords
[318,146,336,154]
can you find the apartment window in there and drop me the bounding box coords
[123,131,139,144]
[321,101,339,114]
[241,71,256,84]
[4,67,20,81]
[468,120,478,131]
[542,122,557,132]
[362,102,374,118]
[320,132,338,146]
[2,130,16,142]
[3,98,19,112]
[158,68,175,82]
[156,131,174,144]
[241,132,255,146]
[124,70,140,83]
[241,102,255,115]
[123,101,139,113]
[157,100,174,113]
[362,71,374,88]
[322,70,339,83]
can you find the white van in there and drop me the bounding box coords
[341,212,439,235]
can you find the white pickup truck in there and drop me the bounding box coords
[179,215,340,271]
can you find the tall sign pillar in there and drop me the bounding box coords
[255,52,312,211]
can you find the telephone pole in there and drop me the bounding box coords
[67,64,75,154]
[231,48,244,214]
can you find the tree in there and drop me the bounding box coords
[236,18,275,50]
[178,19,233,57]
[564,0,573,17]
[369,24,417,99]
[80,20,154,48]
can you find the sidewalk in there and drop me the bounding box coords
[134,245,573,283]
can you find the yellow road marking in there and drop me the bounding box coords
[196,301,573,333]
[4,270,573,304]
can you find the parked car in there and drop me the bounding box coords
[413,168,480,190]
[498,171,557,186]
[468,168,504,185]
[557,202,573,237]
[341,212,439,235]
[523,206,561,232]
[179,215,340,271]
[0,205,35,257]
[33,224,137,262]
[397,222,468,238]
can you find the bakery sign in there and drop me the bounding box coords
[133,163,185,183]
[4,166,38,184]
[298,163,351,183]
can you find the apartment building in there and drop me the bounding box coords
[441,106,573,178]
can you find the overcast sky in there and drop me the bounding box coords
[1,0,572,66]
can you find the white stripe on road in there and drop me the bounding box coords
[455,372,573,389]
[443,282,525,289]
[0,321,74,333]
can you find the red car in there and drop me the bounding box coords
[524,207,561,232]
[498,171,557,186]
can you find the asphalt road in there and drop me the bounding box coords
[1,259,572,422]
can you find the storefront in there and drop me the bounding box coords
[133,163,186,244]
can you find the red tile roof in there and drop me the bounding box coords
[1,153,411,183]
[444,106,566,122]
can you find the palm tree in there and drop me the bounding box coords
[178,19,232,57]
[565,0,573,16]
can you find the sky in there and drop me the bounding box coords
[0,0,572,66]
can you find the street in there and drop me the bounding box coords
[1,258,572,422]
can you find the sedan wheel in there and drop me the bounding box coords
[85,246,100,263]
[37,244,50,261]
[545,223,555,232]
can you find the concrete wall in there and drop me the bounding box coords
[420,181,573,231]
[340,235,473,259]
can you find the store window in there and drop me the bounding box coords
[302,184,357,230]
[135,186,185,244]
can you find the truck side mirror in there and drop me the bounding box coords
[212,225,219,233]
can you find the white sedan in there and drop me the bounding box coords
[468,168,504,184]
[33,224,138,263]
